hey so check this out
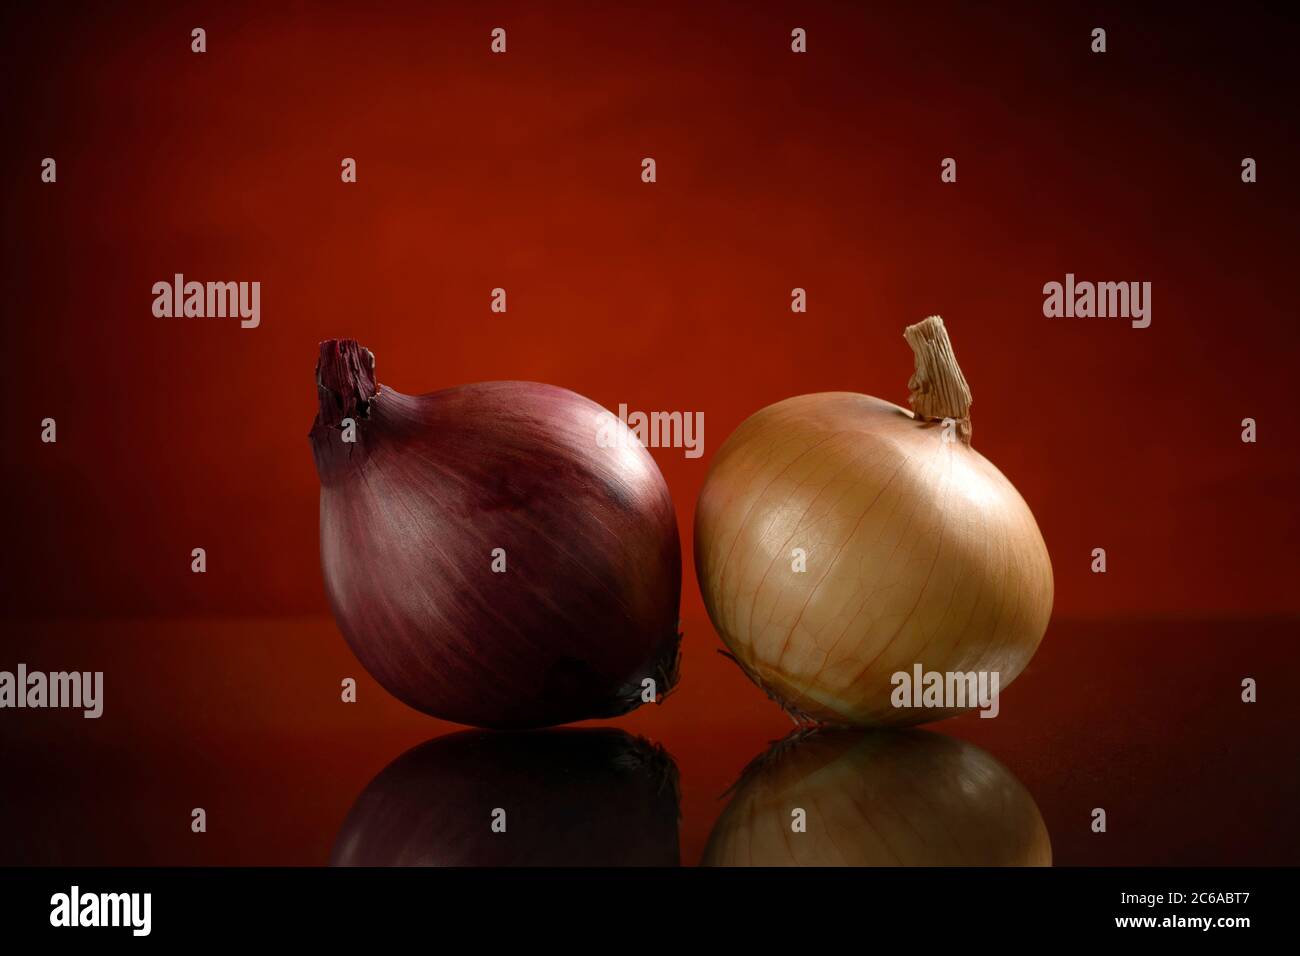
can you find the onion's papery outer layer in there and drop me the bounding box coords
[693,317,1053,726]
[310,340,682,730]
[702,729,1051,866]
[332,729,681,866]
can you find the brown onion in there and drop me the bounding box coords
[310,339,681,729]
[694,317,1053,725]
[703,729,1051,866]
[331,729,681,866]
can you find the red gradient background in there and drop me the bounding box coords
[2,2,1298,866]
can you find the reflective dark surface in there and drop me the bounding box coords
[331,729,680,866]
[1,615,1296,865]
[704,729,1051,866]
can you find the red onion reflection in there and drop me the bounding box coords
[332,728,680,866]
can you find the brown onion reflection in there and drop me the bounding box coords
[331,728,680,866]
[703,729,1051,866]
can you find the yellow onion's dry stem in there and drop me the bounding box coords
[904,315,973,444]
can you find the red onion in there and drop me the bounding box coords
[331,729,681,866]
[309,339,681,729]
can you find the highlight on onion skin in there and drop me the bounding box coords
[331,729,681,867]
[702,729,1051,867]
[310,339,682,730]
[694,316,1053,726]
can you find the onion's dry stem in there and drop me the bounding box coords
[904,315,973,443]
[315,339,378,428]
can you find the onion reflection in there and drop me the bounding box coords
[332,728,680,866]
[703,729,1050,866]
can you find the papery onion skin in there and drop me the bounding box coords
[331,729,681,867]
[310,339,682,730]
[694,317,1052,726]
[702,729,1051,867]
